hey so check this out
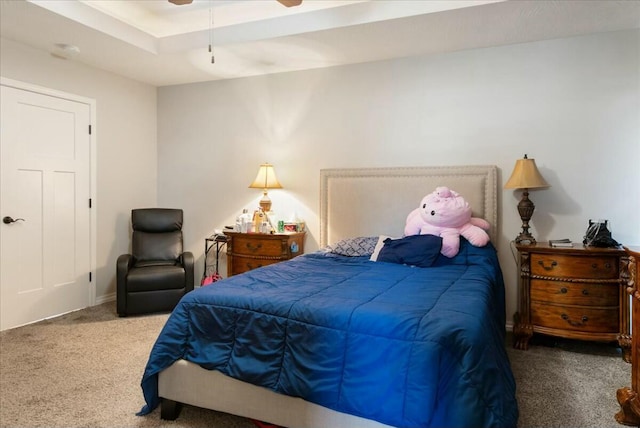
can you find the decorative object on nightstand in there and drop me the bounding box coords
[512,243,631,361]
[504,154,550,244]
[583,219,620,248]
[249,163,282,212]
[616,246,640,426]
[224,231,305,277]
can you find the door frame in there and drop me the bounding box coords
[0,77,97,308]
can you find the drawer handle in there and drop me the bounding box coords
[560,287,568,294]
[582,289,589,295]
[538,260,558,271]
[245,243,262,252]
[246,263,263,270]
[561,313,588,327]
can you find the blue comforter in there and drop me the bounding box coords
[139,240,518,428]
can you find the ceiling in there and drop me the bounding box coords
[1,0,639,87]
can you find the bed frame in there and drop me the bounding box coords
[158,165,498,428]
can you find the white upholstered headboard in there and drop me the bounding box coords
[319,165,498,248]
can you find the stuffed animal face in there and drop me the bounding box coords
[418,186,472,228]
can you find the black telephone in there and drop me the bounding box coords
[583,220,619,248]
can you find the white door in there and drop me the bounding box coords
[0,85,91,331]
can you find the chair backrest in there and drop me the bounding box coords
[131,208,183,262]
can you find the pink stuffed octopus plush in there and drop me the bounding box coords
[404,186,491,258]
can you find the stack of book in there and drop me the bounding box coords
[549,238,574,248]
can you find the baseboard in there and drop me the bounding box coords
[95,292,116,305]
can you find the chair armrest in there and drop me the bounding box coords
[117,254,133,315]
[182,252,195,292]
[117,253,134,276]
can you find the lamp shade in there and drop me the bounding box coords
[504,155,550,189]
[249,163,283,190]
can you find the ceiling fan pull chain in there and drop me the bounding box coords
[209,2,215,64]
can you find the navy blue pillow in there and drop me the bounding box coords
[377,235,443,267]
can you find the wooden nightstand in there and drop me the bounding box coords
[513,243,631,361]
[224,231,305,277]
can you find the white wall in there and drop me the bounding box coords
[2,29,636,319]
[158,29,640,324]
[0,37,158,301]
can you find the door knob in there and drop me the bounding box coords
[2,216,25,224]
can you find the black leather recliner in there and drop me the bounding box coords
[117,208,194,317]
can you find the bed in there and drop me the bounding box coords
[138,165,518,428]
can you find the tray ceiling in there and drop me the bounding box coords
[1,0,638,86]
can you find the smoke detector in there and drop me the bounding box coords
[51,43,80,60]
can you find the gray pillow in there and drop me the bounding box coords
[326,236,379,257]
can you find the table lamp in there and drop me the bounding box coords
[249,163,282,212]
[504,154,550,244]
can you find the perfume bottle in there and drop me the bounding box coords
[252,209,265,233]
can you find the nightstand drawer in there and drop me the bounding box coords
[530,280,619,306]
[231,235,287,257]
[224,231,306,277]
[230,256,280,276]
[530,254,619,279]
[531,302,619,333]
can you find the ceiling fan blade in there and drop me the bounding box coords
[168,0,193,5]
[277,0,303,7]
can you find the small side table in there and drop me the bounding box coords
[224,231,305,277]
[203,233,228,281]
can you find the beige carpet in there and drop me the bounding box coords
[0,301,632,428]
[0,302,254,428]
[510,332,631,428]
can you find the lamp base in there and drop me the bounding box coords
[514,232,537,245]
[259,191,272,212]
[514,189,537,245]
[259,200,272,212]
